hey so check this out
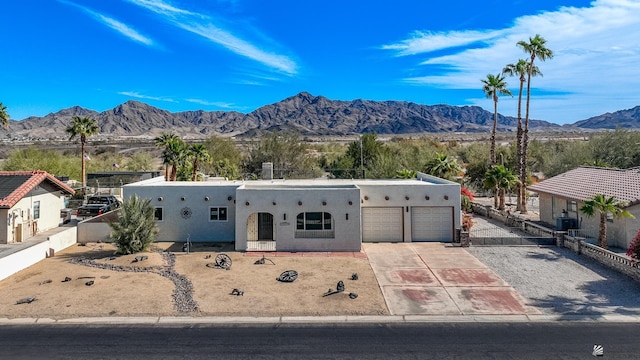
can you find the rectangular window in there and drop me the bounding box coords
[295,212,334,238]
[568,201,578,212]
[33,201,40,220]
[154,207,163,221]
[210,207,228,221]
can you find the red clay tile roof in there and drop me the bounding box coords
[529,167,640,207]
[0,171,75,209]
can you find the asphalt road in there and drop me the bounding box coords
[0,322,636,359]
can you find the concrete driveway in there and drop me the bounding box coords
[364,243,540,316]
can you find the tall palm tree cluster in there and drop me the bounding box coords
[0,102,9,129]
[482,34,553,213]
[154,132,211,181]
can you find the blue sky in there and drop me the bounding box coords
[1,0,639,124]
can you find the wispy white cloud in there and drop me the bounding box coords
[382,0,640,123]
[58,0,154,46]
[118,91,176,102]
[185,98,234,108]
[126,0,298,75]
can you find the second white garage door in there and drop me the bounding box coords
[411,206,453,242]
[362,207,403,242]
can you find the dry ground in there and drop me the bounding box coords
[0,243,388,319]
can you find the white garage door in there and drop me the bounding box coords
[411,207,453,242]
[362,207,403,242]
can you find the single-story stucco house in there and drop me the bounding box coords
[528,166,640,249]
[122,171,461,252]
[0,170,75,244]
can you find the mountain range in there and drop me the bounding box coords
[3,92,639,139]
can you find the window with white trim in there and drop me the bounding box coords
[210,207,228,221]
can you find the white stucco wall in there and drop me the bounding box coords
[235,184,361,252]
[538,193,639,249]
[124,179,238,242]
[1,191,65,244]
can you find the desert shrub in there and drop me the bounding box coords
[109,195,158,254]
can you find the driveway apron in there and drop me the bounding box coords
[364,243,540,316]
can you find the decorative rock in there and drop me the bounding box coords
[39,279,52,285]
[349,293,358,299]
[16,297,37,304]
[62,277,72,282]
[85,280,94,286]
[351,273,359,280]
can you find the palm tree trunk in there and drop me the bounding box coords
[192,161,198,181]
[498,188,506,210]
[599,213,608,249]
[171,164,177,181]
[515,80,524,213]
[81,140,86,195]
[493,187,499,208]
[165,165,169,181]
[521,65,534,214]
[490,96,498,165]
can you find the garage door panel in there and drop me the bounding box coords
[362,207,403,242]
[411,207,453,242]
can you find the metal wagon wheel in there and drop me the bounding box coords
[214,253,232,270]
[277,270,298,282]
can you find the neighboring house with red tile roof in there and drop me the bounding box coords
[528,166,640,249]
[0,171,75,244]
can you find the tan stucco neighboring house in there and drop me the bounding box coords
[528,166,640,249]
[0,171,75,244]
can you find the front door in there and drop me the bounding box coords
[258,213,274,241]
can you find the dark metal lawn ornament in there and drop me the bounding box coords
[254,255,275,265]
[323,280,346,297]
[206,253,232,270]
[277,270,298,282]
[230,288,244,296]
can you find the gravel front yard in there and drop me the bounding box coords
[466,245,640,316]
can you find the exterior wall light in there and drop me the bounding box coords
[273,201,277,206]
[405,196,410,200]
[298,201,303,206]
[322,201,327,206]
[364,196,369,201]
[444,195,449,200]
[348,200,353,206]
[157,197,163,201]
[181,196,186,201]
[425,195,430,200]
[245,201,250,206]
[227,196,233,201]
[385,196,390,201]
[204,196,210,201]
[346,213,349,220]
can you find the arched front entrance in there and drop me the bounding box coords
[246,212,275,251]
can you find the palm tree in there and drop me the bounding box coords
[189,143,210,181]
[484,165,519,210]
[162,138,187,181]
[503,59,541,213]
[65,116,99,194]
[580,194,635,250]
[0,102,9,129]
[154,132,180,181]
[109,194,159,254]
[517,34,553,213]
[481,74,512,165]
[424,153,462,180]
